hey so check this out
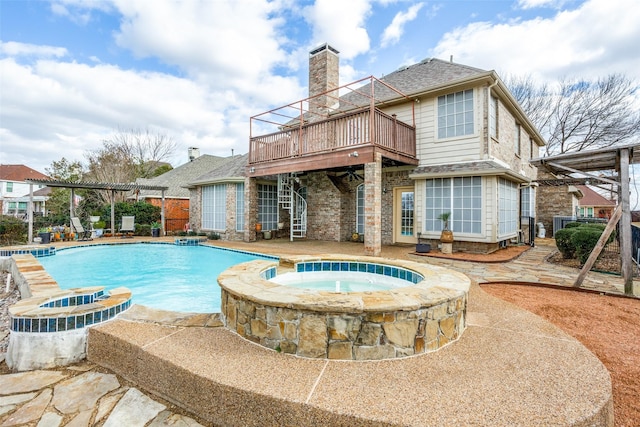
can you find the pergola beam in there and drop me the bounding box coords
[25,179,169,242]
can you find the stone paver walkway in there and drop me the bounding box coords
[0,237,636,426]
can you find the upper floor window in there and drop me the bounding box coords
[514,123,521,156]
[6,182,13,193]
[437,89,474,139]
[489,96,498,139]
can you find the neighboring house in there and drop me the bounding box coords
[0,164,50,218]
[185,154,248,240]
[135,152,229,232]
[576,185,616,219]
[189,44,545,254]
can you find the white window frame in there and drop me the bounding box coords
[425,177,482,234]
[437,89,474,139]
[520,186,536,218]
[258,183,278,231]
[235,183,244,232]
[202,184,226,230]
[498,178,518,236]
[356,183,365,234]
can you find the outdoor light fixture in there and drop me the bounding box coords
[348,151,359,157]
[249,167,255,173]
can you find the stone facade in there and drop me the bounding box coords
[536,170,579,236]
[222,290,466,360]
[218,255,470,361]
[308,44,339,116]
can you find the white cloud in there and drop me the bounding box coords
[303,0,372,59]
[0,41,68,58]
[431,0,640,84]
[380,2,424,48]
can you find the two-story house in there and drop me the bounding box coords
[190,44,545,255]
[0,164,50,218]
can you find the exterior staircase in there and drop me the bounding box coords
[278,174,307,240]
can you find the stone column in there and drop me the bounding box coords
[364,153,382,256]
[245,177,258,242]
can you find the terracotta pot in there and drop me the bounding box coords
[255,223,262,232]
[440,230,454,243]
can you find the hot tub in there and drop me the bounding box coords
[218,254,471,361]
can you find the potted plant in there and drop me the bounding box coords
[438,212,454,243]
[151,221,161,238]
[37,227,51,244]
[93,220,106,238]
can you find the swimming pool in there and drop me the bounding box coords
[38,243,271,313]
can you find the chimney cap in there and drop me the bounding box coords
[309,43,339,57]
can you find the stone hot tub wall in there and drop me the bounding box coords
[218,255,470,361]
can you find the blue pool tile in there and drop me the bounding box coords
[24,318,31,332]
[57,318,66,331]
[76,315,84,329]
[304,263,313,272]
[322,262,330,271]
[67,316,75,330]
[399,269,406,280]
[375,265,383,274]
[39,319,47,333]
[358,263,367,272]
[392,267,399,278]
[17,318,23,332]
[383,266,391,276]
[340,262,349,271]
[62,298,69,307]
[313,262,321,271]
[84,295,90,304]
[95,311,102,322]
[48,318,56,332]
[331,262,340,271]
[349,262,357,271]
[367,264,375,273]
[296,263,304,272]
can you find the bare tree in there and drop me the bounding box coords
[505,73,640,155]
[85,128,176,203]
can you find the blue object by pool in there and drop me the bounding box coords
[39,244,270,313]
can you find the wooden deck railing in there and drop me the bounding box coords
[249,108,415,164]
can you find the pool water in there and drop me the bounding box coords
[39,244,269,313]
[270,271,410,292]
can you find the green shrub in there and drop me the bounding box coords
[207,232,220,240]
[555,228,578,259]
[571,228,605,264]
[0,216,27,245]
[564,222,583,229]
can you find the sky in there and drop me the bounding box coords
[1,0,639,207]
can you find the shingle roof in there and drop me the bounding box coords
[338,58,489,108]
[0,165,49,181]
[576,185,616,207]
[136,154,229,198]
[187,154,248,186]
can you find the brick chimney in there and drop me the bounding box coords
[308,43,339,117]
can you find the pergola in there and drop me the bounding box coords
[530,143,639,294]
[25,179,169,242]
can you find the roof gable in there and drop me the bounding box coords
[576,185,616,207]
[0,164,49,181]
